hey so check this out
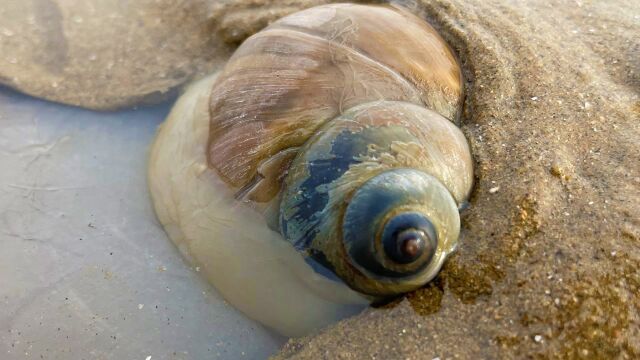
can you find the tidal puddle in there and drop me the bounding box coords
[0,87,285,359]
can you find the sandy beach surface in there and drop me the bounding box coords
[276,0,639,358]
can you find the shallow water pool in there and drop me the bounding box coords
[0,87,286,359]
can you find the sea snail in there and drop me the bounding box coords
[148,3,473,336]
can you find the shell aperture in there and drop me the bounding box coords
[148,3,473,336]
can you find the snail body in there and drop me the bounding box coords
[148,3,472,336]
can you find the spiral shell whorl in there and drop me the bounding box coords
[206,3,463,194]
[279,101,471,296]
[205,3,472,297]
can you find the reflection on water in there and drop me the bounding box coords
[0,87,285,359]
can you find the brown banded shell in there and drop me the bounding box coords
[206,3,463,202]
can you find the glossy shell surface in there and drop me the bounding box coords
[207,3,463,197]
[148,3,473,336]
[279,101,472,295]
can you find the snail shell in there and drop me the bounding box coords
[148,3,472,336]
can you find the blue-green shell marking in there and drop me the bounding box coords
[279,122,418,253]
[277,101,471,295]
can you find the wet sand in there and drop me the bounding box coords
[0,0,228,110]
[276,0,639,358]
